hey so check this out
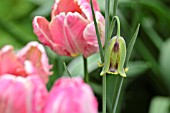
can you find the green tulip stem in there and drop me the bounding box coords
[83,56,89,83]
[90,0,106,112]
[90,0,104,62]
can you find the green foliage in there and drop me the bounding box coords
[149,96,170,113]
[159,39,170,92]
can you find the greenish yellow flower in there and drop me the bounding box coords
[100,36,127,77]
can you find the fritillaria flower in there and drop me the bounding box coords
[44,77,98,113]
[0,74,48,113]
[33,0,105,57]
[100,36,127,77]
[0,41,52,83]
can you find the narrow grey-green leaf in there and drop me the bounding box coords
[63,62,72,77]
[90,0,104,62]
[63,53,100,77]
[159,39,170,91]
[127,61,149,77]
[125,24,140,67]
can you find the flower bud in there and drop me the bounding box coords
[100,36,126,77]
[44,77,98,113]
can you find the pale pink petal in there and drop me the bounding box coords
[49,13,72,56]
[17,41,52,83]
[83,12,105,57]
[51,0,82,19]
[65,12,88,55]
[0,46,26,76]
[28,75,48,113]
[50,12,88,57]
[77,0,100,21]
[44,77,98,113]
[0,74,48,113]
[0,75,16,113]
[33,16,53,48]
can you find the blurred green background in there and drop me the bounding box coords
[0,0,169,113]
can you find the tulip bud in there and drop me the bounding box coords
[100,36,126,77]
[44,77,98,113]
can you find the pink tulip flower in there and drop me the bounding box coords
[0,41,52,83]
[0,74,48,113]
[44,77,98,113]
[33,0,105,57]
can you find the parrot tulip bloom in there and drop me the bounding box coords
[44,77,98,113]
[33,0,105,57]
[0,74,48,113]
[0,41,52,83]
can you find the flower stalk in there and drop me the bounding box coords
[111,76,124,113]
[83,56,89,83]
[90,0,110,112]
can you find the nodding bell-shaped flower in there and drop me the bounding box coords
[100,36,127,77]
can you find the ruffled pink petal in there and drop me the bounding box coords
[50,12,87,56]
[77,0,100,21]
[44,77,98,113]
[51,0,82,19]
[49,13,72,56]
[33,16,54,48]
[65,12,88,55]
[83,12,105,57]
[0,46,26,76]
[51,0,100,20]
[0,74,48,113]
[28,75,48,113]
[17,41,52,83]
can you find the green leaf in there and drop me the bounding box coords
[90,0,104,62]
[0,0,34,20]
[0,29,23,48]
[125,24,140,67]
[141,18,163,49]
[63,62,72,77]
[127,61,149,77]
[63,53,100,77]
[149,96,170,113]
[159,39,170,91]
[0,18,36,46]
[30,0,54,17]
